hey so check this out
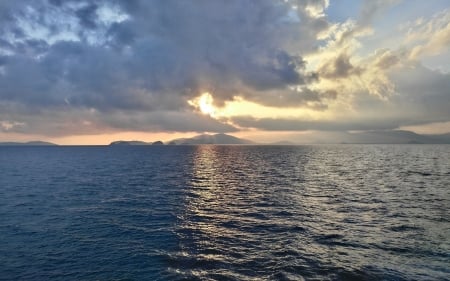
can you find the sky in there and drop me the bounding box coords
[0,0,449,144]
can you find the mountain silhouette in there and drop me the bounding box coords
[168,133,253,145]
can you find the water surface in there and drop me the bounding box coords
[0,145,449,280]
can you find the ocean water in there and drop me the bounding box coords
[0,145,449,280]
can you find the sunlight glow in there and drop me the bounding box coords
[218,97,333,120]
[188,92,335,122]
[188,92,217,117]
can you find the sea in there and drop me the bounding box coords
[0,145,449,280]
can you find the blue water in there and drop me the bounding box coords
[0,145,449,280]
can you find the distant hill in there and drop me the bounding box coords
[424,133,450,144]
[269,140,297,145]
[0,141,57,146]
[346,130,450,144]
[109,140,164,146]
[109,131,450,146]
[296,130,450,144]
[168,133,253,145]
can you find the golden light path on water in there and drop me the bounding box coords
[165,145,450,280]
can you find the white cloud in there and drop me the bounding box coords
[407,9,450,60]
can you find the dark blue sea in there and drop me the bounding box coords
[0,145,449,280]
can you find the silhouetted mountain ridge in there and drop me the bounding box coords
[104,130,450,146]
[296,130,450,144]
[168,133,253,145]
[345,130,450,144]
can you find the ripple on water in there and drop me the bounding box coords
[0,145,449,280]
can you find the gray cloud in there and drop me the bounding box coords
[102,110,238,134]
[0,0,331,135]
[0,101,237,136]
[231,116,403,131]
[373,49,400,69]
[75,3,99,29]
[0,0,448,137]
[389,63,450,122]
[318,52,363,79]
[358,0,399,27]
[231,59,450,133]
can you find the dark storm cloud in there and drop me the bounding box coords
[0,0,331,135]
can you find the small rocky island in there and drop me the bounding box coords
[109,134,253,146]
[109,140,164,146]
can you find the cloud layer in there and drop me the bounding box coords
[0,0,335,135]
[0,0,449,137]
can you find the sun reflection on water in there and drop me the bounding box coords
[171,145,450,280]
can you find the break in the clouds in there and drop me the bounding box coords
[0,0,449,138]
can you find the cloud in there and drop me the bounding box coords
[230,116,404,131]
[389,63,450,122]
[0,0,333,136]
[310,4,449,126]
[0,120,25,131]
[75,3,99,29]
[0,103,237,136]
[358,0,400,27]
[373,49,400,69]
[318,52,362,78]
[407,9,450,60]
[0,0,449,138]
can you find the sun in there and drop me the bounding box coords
[198,93,216,116]
[188,92,217,117]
